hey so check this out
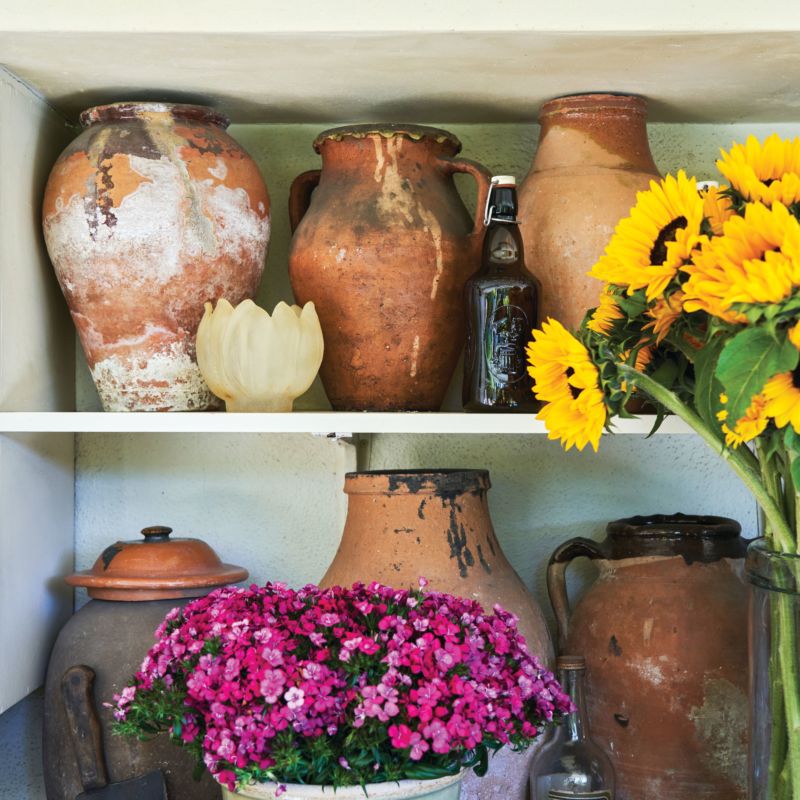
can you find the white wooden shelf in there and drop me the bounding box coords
[0,411,693,435]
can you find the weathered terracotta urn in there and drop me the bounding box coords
[43,525,248,800]
[518,94,660,331]
[43,102,271,411]
[321,470,553,800]
[547,514,748,800]
[288,125,491,411]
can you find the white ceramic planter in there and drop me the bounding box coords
[221,772,463,800]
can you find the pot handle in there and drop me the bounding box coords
[288,169,322,233]
[547,537,605,653]
[61,664,108,791]
[437,156,492,235]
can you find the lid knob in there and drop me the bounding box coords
[140,525,173,541]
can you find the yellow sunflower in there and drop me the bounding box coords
[645,291,684,342]
[527,318,607,452]
[717,392,769,447]
[587,287,625,335]
[763,372,800,433]
[682,201,800,321]
[701,184,735,236]
[789,322,800,351]
[717,134,800,206]
[590,170,706,301]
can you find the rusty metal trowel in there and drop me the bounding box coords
[62,664,169,800]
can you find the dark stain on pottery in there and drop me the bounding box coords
[100,544,123,570]
[609,635,622,656]
[477,543,492,574]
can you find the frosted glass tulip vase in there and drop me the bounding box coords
[196,298,324,412]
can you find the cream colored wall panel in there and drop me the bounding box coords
[0,30,798,124]
[0,433,74,713]
[1,0,791,33]
[0,68,74,411]
[74,433,348,609]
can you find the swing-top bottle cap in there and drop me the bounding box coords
[491,175,516,187]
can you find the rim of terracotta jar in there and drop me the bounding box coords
[80,102,230,130]
[222,771,464,798]
[538,93,647,121]
[344,469,490,496]
[313,123,462,154]
[607,513,742,540]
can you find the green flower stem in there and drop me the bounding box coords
[619,365,795,552]
[767,606,787,800]
[778,591,800,799]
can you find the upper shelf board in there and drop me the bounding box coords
[0,412,693,436]
[0,3,799,125]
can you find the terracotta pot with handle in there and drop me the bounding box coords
[288,124,491,411]
[547,514,749,800]
[44,525,249,800]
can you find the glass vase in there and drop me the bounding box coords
[747,539,800,800]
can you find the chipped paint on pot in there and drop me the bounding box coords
[43,102,270,411]
[547,515,749,800]
[321,469,553,800]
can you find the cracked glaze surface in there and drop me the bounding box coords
[43,103,270,411]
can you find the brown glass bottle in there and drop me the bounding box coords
[463,176,539,412]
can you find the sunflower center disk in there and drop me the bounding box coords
[565,367,581,400]
[650,216,688,265]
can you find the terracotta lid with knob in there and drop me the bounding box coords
[65,525,249,602]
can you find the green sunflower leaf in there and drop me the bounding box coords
[694,334,727,433]
[716,328,799,424]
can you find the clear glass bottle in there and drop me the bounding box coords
[462,175,539,412]
[529,656,616,800]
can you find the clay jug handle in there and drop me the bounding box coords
[547,537,605,653]
[288,169,322,233]
[437,156,492,235]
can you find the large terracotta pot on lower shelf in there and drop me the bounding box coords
[547,514,749,800]
[42,101,271,411]
[320,469,553,800]
[518,93,660,331]
[288,124,490,411]
[43,526,248,800]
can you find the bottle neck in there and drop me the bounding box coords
[479,219,524,275]
[560,667,590,741]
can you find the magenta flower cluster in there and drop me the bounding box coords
[113,580,570,791]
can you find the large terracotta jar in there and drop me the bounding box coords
[288,125,490,411]
[518,94,660,331]
[547,514,749,800]
[43,526,248,800]
[43,102,271,411]
[320,470,553,800]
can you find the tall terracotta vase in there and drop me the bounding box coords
[547,514,749,800]
[518,94,660,331]
[44,525,248,800]
[43,102,271,411]
[288,125,491,411]
[320,469,553,800]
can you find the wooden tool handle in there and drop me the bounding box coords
[62,664,109,791]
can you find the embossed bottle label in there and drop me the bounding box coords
[548,791,612,799]
[486,304,529,384]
